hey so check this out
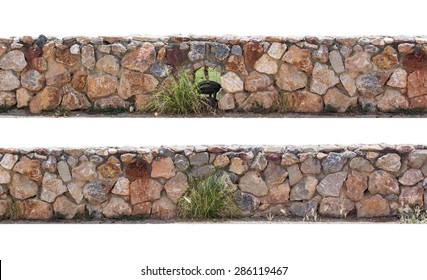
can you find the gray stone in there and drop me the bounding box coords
[287,164,303,186]
[264,162,288,186]
[231,45,242,56]
[0,166,11,184]
[290,176,318,201]
[188,42,206,61]
[356,73,384,97]
[267,43,287,59]
[340,73,357,96]
[0,50,27,71]
[316,171,347,197]
[174,154,190,171]
[57,161,72,183]
[0,70,20,91]
[399,169,423,186]
[150,62,168,78]
[407,150,427,168]
[349,157,374,172]
[190,165,216,179]
[322,153,347,173]
[310,62,339,95]
[319,197,354,217]
[289,201,318,217]
[251,153,268,171]
[21,69,45,91]
[189,152,209,167]
[210,43,230,61]
[67,181,84,204]
[53,196,85,219]
[0,154,18,170]
[235,191,260,212]
[300,157,321,174]
[164,172,189,203]
[376,153,401,172]
[239,171,268,196]
[83,181,112,204]
[329,50,345,74]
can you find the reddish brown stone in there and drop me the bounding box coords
[24,45,42,61]
[71,70,87,91]
[55,49,79,66]
[243,41,264,69]
[87,74,118,99]
[288,90,323,113]
[121,43,156,73]
[151,157,176,179]
[125,160,150,181]
[118,69,158,99]
[356,195,390,218]
[129,178,163,205]
[133,202,152,215]
[410,95,427,109]
[399,186,423,206]
[346,170,368,201]
[32,57,48,72]
[225,55,248,75]
[407,70,427,98]
[267,182,290,204]
[152,194,176,219]
[166,45,187,69]
[244,71,272,92]
[13,157,43,182]
[402,50,427,72]
[98,156,122,179]
[21,199,53,220]
[29,86,62,114]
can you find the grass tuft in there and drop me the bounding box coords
[145,71,211,115]
[178,174,239,219]
[398,205,427,224]
[272,92,289,113]
[0,105,14,114]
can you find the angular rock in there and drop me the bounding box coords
[10,174,39,199]
[13,157,43,182]
[324,87,357,112]
[243,41,264,68]
[399,186,424,206]
[125,161,150,181]
[356,195,390,217]
[300,157,321,174]
[349,157,374,172]
[407,70,427,98]
[310,63,339,95]
[96,55,120,75]
[0,92,16,107]
[220,72,243,93]
[0,154,18,170]
[290,176,318,201]
[356,73,384,97]
[102,196,132,218]
[54,49,78,67]
[372,46,399,69]
[21,69,45,91]
[71,69,87,91]
[239,171,268,196]
[118,69,158,99]
[83,181,113,204]
[67,181,84,204]
[225,55,247,75]
[235,191,260,212]
[164,172,189,203]
[210,43,230,61]
[407,150,427,168]
[322,152,347,174]
[340,73,357,96]
[112,177,130,196]
[399,169,423,186]
[229,157,248,175]
[29,86,61,113]
[345,51,372,73]
[289,201,318,217]
[275,63,307,92]
[251,153,267,171]
[286,164,303,186]
[316,171,347,197]
[267,182,290,204]
[244,71,272,92]
[45,58,70,86]
[166,45,187,69]
[190,165,216,179]
[41,173,67,203]
[94,96,129,110]
[98,156,122,179]
[238,90,278,110]
[87,74,118,99]
[268,42,286,59]
[133,202,152,215]
[81,45,96,70]
[121,43,156,73]
[218,93,235,110]
[16,88,33,108]
[313,44,329,63]
[130,178,163,205]
[387,68,407,88]
[329,50,345,74]
[346,170,368,201]
[71,161,97,182]
[264,162,288,185]
[61,84,91,110]
[151,157,176,179]
[376,153,401,172]
[287,90,323,113]
[368,170,399,195]
[174,154,190,171]
[0,50,27,71]
[0,70,20,91]
[53,195,85,219]
[282,45,313,72]
[21,199,53,220]
[0,166,10,184]
[319,197,354,217]
[189,152,209,167]
[409,95,427,109]
[377,89,409,112]
[152,194,177,219]
[254,54,278,74]
[0,199,11,217]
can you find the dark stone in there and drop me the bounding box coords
[289,201,318,217]
[321,152,347,173]
[25,45,42,61]
[235,191,260,212]
[210,43,230,61]
[243,41,264,69]
[188,42,206,61]
[83,181,113,204]
[166,45,187,69]
[125,160,150,181]
[402,50,427,72]
[35,35,48,48]
[150,62,168,78]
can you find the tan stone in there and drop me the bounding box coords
[0,166,11,184]
[324,87,357,112]
[13,157,43,182]
[40,173,67,203]
[133,202,152,215]
[376,153,401,172]
[345,51,372,73]
[0,50,27,71]
[368,170,399,195]
[218,93,235,111]
[118,69,158,99]
[377,89,409,112]
[225,55,248,75]
[53,195,85,219]
[399,169,423,186]
[372,46,399,69]
[21,199,53,220]
[98,156,122,179]
[16,88,33,108]
[10,174,38,199]
[45,58,71,86]
[268,42,287,59]
[87,74,118,99]
[151,157,176,179]
[71,69,87,91]
[0,154,18,170]
[282,45,313,72]
[399,186,423,206]
[130,178,163,205]
[21,69,45,91]
[288,90,323,113]
[164,172,189,203]
[134,94,151,111]
[152,194,177,219]
[349,157,374,172]
[29,86,61,114]
[310,63,339,95]
[0,70,20,91]
[229,158,248,175]
[407,70,427,98]
[54,49,78,66]
[71,161,97,182]
[239,171,268,196]
[112,177,130,196]
[96,55,120,75]
[81,45,96,70]
[254,54,278,74]
[238,91,278,110]
[319,197,354,217]
[220,72,243,93]
[267,182,290,204]
[356,195,390,217]
[102,196,132,218]
[244,71,272,92]
[67,181,84,204]
[339,73,357,96]
[329,50,345,74]
[275,63,307,91]
[264,162,288,185]
[0,92,16,107]
[121,43,156,73]
[213,154,230,168]
[387,68,407,88]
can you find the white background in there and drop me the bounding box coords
[1,0,427,279]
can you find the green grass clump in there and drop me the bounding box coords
[0,105,13,114]
[272,92,289,113]
[178,174,239,219]
[398,205,427,224]
[145,71,210,115]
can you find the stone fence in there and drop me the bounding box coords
[0,144,426,221]
[0,35,426,115]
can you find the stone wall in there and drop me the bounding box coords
[0,144,426,221]
[0,35,426,115]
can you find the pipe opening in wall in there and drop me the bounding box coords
[195,66,222,106]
